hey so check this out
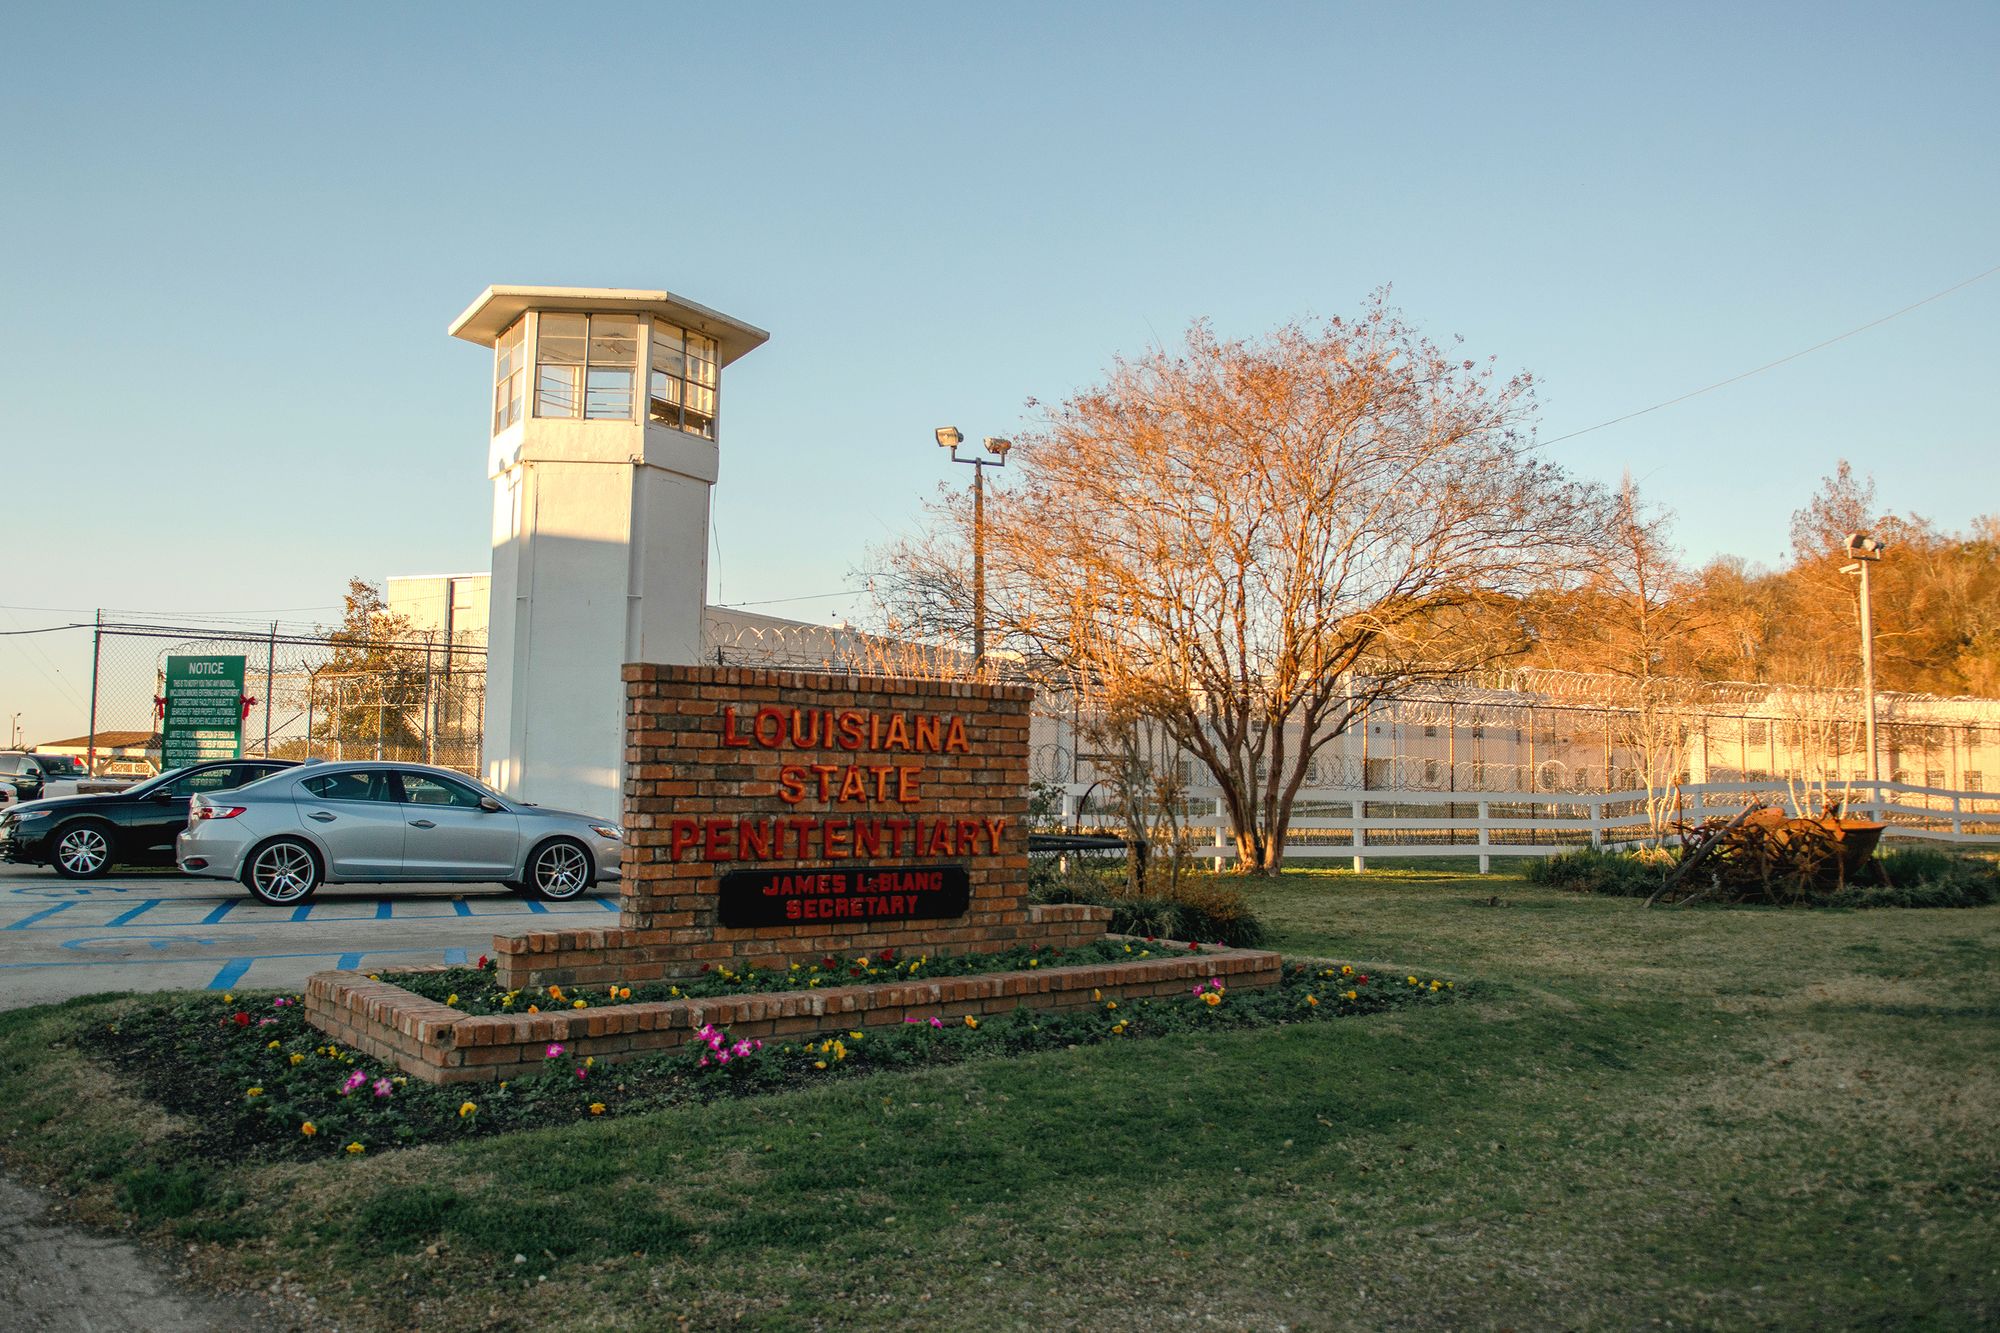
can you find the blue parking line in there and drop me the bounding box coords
[208,958,254,991]
[201,901,236,925]
[444,948,468,965]
[290,902,314,923]
[524,898,548,913]
[451,899,471,916]
[105,900,163,927]
[0,946,480,973]
[374,901,393,919]
[597,896,619,912]
[5,902,75,930]
[336,952,364,970]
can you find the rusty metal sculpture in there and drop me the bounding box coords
[1647,801,1886,907]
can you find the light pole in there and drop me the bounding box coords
[934,426,1012,667]
[1841,531,1888,791]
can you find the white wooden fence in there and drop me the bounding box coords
[1063,779,2000,873]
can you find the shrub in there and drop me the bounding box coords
[1524,847,1668,898]
[1034,869,1267,947]
[1833,848,2000,909]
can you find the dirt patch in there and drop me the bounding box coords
[0,1174,300,1332]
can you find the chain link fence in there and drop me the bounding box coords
[61,620,484,777]
[23,613,1999,803]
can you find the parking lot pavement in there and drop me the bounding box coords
[0,863,620,1010]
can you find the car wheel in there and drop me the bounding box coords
[524,839,592,901]
[51,821,115,879]
[242,838,322,906]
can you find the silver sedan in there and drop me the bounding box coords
[176,761,622,906]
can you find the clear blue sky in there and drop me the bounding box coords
[2,2,1995,740]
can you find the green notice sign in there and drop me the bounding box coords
[162,655,246,768]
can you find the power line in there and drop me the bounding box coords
[720,588,871,608]
[1541,260,2000,446]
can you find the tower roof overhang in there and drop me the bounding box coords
[449,285,770,366]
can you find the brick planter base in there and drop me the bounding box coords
[305,938,1285,1086]
[492,901,1116,991]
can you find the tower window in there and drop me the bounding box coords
[535,313,637,420]
[650,323,720,439]
[492,319,525,432]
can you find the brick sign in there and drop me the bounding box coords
[612,664,1035,974]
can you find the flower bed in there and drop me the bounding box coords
[383,937,1216,1017]
[85,961,1458,1160]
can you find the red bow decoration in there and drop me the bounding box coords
[239,694,259,720]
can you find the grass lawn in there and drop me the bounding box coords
[2,866,1995,1331]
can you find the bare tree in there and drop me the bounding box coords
[880,299,1605,872]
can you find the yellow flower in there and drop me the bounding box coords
[1407,976,1419,986]
[1201,992,1222,1007]
[572,999,587,1009]
[345,1141,365,1155]
[1111,1021,1127,1035]
[1028,958,1039,968]
[266,1040,281,1050]
[1341,965,1353,976]
[589,1103,606,1115]
[1430,980,1443,991]
[459,1101,478,1117]
[289,1053,304,1066]
[964,1015,979,1029]
[527,1004,539,1013]
[446,993,457,1006]
[585,1056,595,1067]
[548,984,564,999]
[1092,989,1102,1002]
[222,993,234,1003]
[300,1121,317,1137]
[1305,995,1319,1007]
[246,1086,263,1097]
[848,1031,863,1040]
[1106,1001,1118,1011]
[1344,990,1358,1001]
[669,986,681,997]
[618,987,631,1000]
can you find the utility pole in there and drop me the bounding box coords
[1842,532,1887,790]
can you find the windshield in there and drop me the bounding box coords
[127,766,195,796]
[34,756,88,777]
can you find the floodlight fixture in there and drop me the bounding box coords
[983,436,1013,459]
[935,426,964,450]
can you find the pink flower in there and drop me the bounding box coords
[928,1017,943,1029]
[371,1078,393,1098]
[340,1070,367,1095]
[545,1043,565,1059]
[576,1066,589,1080]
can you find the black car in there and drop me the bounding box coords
[0,759,300,878]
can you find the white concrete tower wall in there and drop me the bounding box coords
[452,287,767,822]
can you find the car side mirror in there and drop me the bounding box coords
[478,796,504,813]
[153,789,177,802]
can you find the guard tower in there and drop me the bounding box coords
[450,286,768,818]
